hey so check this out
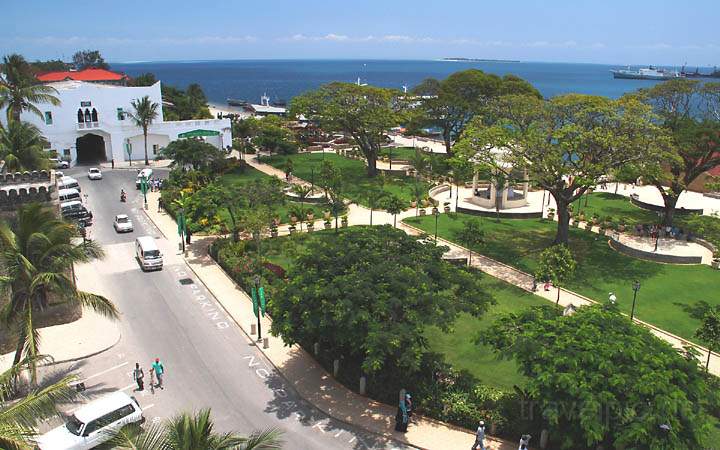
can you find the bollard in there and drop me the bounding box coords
[333,359,340,377]
[359,376,366,396]
[250,323,257,335]
[540,430,549,449]
[263,337,269,349]
[314,342,320,355]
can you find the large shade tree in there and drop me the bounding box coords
[488,93,663,244]
[269,226,491,375]
[128,95,160,166]
[415,70,540,155]
[481,304,713,450]
[290,82,399,176]
[0,204,118,380]
[0,121,50,171]
[158,138,227,171]
[0,54,60,122]
[636,79,720,226]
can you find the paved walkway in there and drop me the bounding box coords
[98,159,173,170]
[0,308,121,372]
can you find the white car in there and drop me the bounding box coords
[87,168,102,180]
[49,157,70,169]
[113,214,133,233]
[35,391,143,450]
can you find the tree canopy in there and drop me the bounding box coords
[481,93,663,244]
[71,50,109,70]
[481,304,712,450]
[269,226,492,374]
[290,82,399,176]
[0,121,50,171]
[0,54,61,122]
[415,69,540,155]
[158,138,227,171]
[634,79,720,225]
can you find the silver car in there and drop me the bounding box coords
[113,214,133,233]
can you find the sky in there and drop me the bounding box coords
[2,0,719,66]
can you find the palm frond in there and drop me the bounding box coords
[0,374,77,428]
[0,423,36,450]
[105,421,170,450]
[238,428,284,450]
[73,291,119,319]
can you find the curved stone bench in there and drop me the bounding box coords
[456,206,542,219]
[608,233,703,264]
[629,194,703,215]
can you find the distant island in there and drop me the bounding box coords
[443,57,521,63]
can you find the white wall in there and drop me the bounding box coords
[1,80,232,165]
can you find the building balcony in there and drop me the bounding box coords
[77,121,100,130]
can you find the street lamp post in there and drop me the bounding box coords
[433,207,440,245]
[631,280,641,321]
[253,275,262,342]
[654,211,662,252]
[178,208,186,253]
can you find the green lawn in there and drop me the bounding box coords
[575,192,658,226]
[261,153,429,207]
[405,213,720,344]
[379,146,419,160]
[257,228,540,391]
[425,276,548,391]
[215,165,336,225]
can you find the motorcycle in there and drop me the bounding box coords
[120,191,127,203]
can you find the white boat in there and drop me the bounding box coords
[610,66,682,80]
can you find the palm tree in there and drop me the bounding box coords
[0,121,50,172]
[0,204,118,381]
[365,188,387,226]
[384,195,405,228]
[109,408,283,450]
[128,96,160,166]
[0,54,61,122]
[0,357,77,449]
[291,184,313,232]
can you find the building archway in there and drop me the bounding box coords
[76,133,108,164]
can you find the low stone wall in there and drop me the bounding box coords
[608,234,703,264]
[0,184,54,211]
[456,206,542,219]
[0,170,51,185]
[629,194,703,215]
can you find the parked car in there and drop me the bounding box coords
[135,168,153,189]
[113,214,133,233]
[87,168,102,180]
[49,157,70,169]
[35,391,143,450]
[60,201,93,226]
[59,176,81,192]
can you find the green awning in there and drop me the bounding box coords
[178,129,221,138]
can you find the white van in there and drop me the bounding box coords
[59,176,81,192]
[135,236,163,271]
[58,188,81,203]
[35,391,143,450]
[135,168,153,189]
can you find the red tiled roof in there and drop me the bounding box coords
[36,68,128,82]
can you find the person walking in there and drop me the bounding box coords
[133,363,145,391]
[111,158,115,169]
[152,358,165,389]
[471,420,486,450]
[149,364,155,393]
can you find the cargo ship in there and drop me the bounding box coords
[610,66,682,80]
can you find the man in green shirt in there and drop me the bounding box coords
[152,358,165,389]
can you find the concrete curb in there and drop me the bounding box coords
[47,328,122,366]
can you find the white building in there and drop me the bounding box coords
[1,80,232,165]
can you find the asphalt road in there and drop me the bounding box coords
[41,166,411,450]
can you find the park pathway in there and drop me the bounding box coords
[245,155,720,377]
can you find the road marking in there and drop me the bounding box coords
[79,362,129,382]
[120,383,137,392]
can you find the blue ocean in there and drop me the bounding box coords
[111,59,680,106]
